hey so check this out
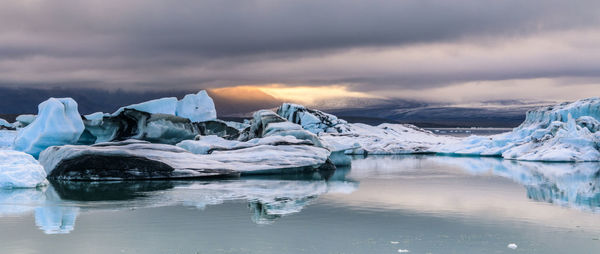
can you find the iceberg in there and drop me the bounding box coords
[0,150,48,188]
[275,103,456,155]
[435,98,600,161]
[0,118,13,130]
[39,140,240,180]
[13,98,84,157]
[239,109,324,148]
[83,109,200,144]
[0,130,17,149]
[40,138,334,180]
[82,109,239,144]
[277,103,352,134]
[205,144,333,175]
[177,135,313,154]
[113,97,178,116]
[177,134,334,175]
[14,114,37,128]
[112,90,217,122]
[194,120,241,140]
[175,90,217,122]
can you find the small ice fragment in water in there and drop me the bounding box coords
[397,249,410,253]
[390,241,399,244]
[507,243,518,249]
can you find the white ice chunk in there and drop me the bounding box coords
[320,123,457,155]
[0,118,12,129]
[111,90,217,122]
[177,135,311,155]
[84,112,109,121]
[276,103,457,155]
[0,130,17,149]
[112,97,178,116]
[15,114,37,127]
[0,150,48,188]
[435,97,600,161]
[176,90,217,122]
[13,98,84,157]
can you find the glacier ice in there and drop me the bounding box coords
[275,103,456,155]
[13,98,84,158]
[0,150,48,188]
[277,103,352,134]
[39,139,239,180]
[112,90,217,122]
[0,118,13,130]
[14,114,37,128]
[206,144,332,174]
[175,90,217,122]
[82,109,239,144]
[0,130,17,149]
[435,98,600,161]
[113,97,178,116]
[239,109,325,148]
[177,135,313,154]
[40,138,334,180]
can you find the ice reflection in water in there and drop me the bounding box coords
[0,168,357,233]
[352,155,600,212]
[0,188,78,234]
[2,156,599,235]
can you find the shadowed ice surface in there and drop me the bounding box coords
[1,156,600,253]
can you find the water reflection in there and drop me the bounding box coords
[0,168,357,234]
[352,155,600,212]
[2,156,599,235]
[0,188,78,234]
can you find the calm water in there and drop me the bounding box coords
[1,155,600,253]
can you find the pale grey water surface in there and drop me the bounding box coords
[1,155,600,253]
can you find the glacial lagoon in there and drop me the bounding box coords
[1,156,599,253]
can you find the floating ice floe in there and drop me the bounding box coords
[0,118,13,130]
[13,98,84,158]
[239,109,325,147]
[277,103,352,134]
[40,138,334,180]
[0,130,17,149]
[177,135,313,154]
[39,139,239,180]
[435,98,600,161]
[0,150,48,188]
[82,109,240,145]
[112,90,217,122]
[14,114,37,128]
[276,103,456,155]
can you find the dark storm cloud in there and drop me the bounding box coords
[1,0,600,93]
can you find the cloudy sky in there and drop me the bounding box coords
[1,0,600,104]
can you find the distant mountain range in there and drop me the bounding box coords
[0,87,547,127]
